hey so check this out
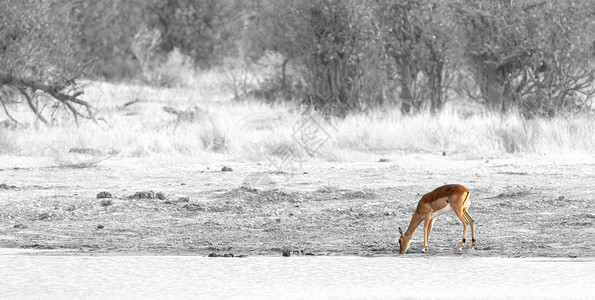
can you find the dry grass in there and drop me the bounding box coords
[1,72,595,163]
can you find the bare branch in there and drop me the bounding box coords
[0,70,96,124]
[17,87,48,125]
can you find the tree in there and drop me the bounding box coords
[0,1,96,125]
[71,0,146,79]
[376,0,457,115]
[252,0,387,115]
[455,0,595,116]
[144,0,248,67]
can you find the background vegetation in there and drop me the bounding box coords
[1,0,595,158]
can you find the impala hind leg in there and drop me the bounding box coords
[463,208,475,249]
[454,209,470,251]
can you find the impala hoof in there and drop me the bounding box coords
[421,249,426,253]
[458,248,462,252]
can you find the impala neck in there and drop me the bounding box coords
[404,214,423,238]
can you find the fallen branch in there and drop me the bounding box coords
[0,70,96,124]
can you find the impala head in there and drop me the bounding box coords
[398,227,412,254]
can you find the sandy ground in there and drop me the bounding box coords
[1,153,594,257]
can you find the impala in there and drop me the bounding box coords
[398,184,475,254]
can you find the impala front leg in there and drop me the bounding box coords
[422,217,432,253]
[421,218,432,253]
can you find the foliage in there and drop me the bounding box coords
[252,0,388,115]
[144,0,248,67]
[0,1,95,125]
[0,1,87,85]
[2,0,595,120]
[376,0,458,115]
[454,0,595,117]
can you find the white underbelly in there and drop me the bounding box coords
[430,203,453,219]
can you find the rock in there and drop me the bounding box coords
[378,158,390,162]
[305,252,315,256]
[557,196,565,201]
[97,191,113,199]
[64,205,77,212]
[38,213,51,221]
[155,192,166,200]
[282,251,291,257]
[100,199,114,207]
[13,223,28,229]
[174,195,190,202]
[0,183,16,189]
[130,191,155,199]
[208,253,219,257]
[222,166,233,172]
[97,224,105,229]
[442,151,447,156]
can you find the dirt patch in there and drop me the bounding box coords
[1,155,594,257]
[492,185,533,199]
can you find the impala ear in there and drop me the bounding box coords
[398,227,404,235]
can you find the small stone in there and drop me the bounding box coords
[96,192,113,199]
[156,192,166,200]
[97,224,105,229]
[442,151,447,156]
[38,213,51,221]
[13,223,28,229]
[130,191,155,199]
[208,253,219,257]
[378,158,390,162]
[305,252,315,256]
[222,166,233,172]
[557,196,565,201]
[100,199,114,207]
[282,251,291,257]
[176,195,190,202]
